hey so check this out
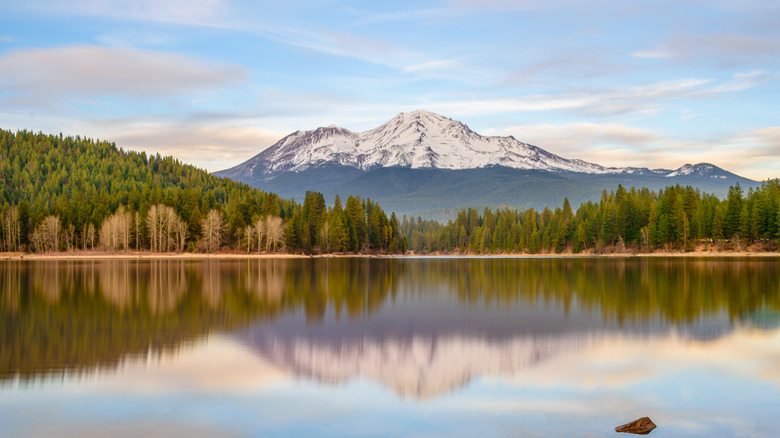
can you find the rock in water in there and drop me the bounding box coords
[615,417,657,434]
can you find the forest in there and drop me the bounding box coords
[0,130,406,254]
[1,128,778,255]
[402,180,780,253]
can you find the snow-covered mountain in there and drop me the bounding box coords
[215,110,756,214]
[221,110,670,177]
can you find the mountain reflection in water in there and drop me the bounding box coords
[2,257,779,398]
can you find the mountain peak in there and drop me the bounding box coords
[392,109,448,120]
[221,110,620,174]
[665,162,734,179]
[218,112,741,177]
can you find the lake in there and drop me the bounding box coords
[1,257,779,437]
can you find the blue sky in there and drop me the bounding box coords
[1,0,779,179]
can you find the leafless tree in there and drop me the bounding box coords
[201,209,224,253]
[100,206,132,251]
[320,221,330,252]
[147,204,186,252]
[31,216,61,252]
[82,223,96,250]
[243,225,254,253]
[255,217,266,253]
[1,205,20,252]
[134,211,141,251]
[265,215,285,252]
[64,224,76,252]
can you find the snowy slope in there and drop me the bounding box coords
[217,110,748,184]
[666,163,730,179]
[223,110,662,176]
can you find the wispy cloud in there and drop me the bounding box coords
[707,69,773,92]
[631,49,676,59]
[632,33,780,65]
[424,69,771,119]
[23,0,236,28]
[95,119,284,172]
[484,122,667,169]
[96,29,176,47]
[0,45,246,98]
[481,120,780,180]
[489,122,658,148]
[426,77,714,117]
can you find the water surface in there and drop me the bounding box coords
[1,257,779,437]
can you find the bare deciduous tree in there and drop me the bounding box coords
[147,204,187,252]
[100,206,132,251]
[243,225,254,253]
[320,221,330,252]
[255,218,266,253]
[134,211,141,251]
[265,215,285,252]
[1,205,20,252]
[30,216,61,252]
[82,223,96,250]
[201,209,224,253]
[64,224,76,252]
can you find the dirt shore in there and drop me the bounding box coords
[2,250,779,260]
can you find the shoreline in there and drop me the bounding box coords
[2,250,780,260]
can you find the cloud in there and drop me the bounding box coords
[421,69,771,120]
[97,120,284,172]
[482,121,681,171]
[0,45,247,98]
[23,0,235,28]
[720,127,780,179]
[479,120,780,180]
[707,69,773,92]
[505,53,633,84]
[486,122,659,156]
[96,29,176,47]
[424,77,714,117]
[632,33,780,65]
[404,58,464,74]
[449,0,592,11]
[631,49,676,59]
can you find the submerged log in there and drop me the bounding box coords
[615,417,657,435]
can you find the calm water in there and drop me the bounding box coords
[1,257,779,437]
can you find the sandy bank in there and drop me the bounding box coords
[2,250,780,260]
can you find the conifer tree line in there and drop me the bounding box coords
[2,129,778,255]
[401,181,780,253]
[0,130,405,254]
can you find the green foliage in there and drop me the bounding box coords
[0,130,404,254]
[402,180,780,254]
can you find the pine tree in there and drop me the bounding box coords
[712,205,724,241]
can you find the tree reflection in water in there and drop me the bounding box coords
[1,257,779,384]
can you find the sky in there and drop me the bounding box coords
[1,0,779,180]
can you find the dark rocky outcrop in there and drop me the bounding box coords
[615,417,657,434]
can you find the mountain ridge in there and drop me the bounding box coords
[219,110,746,179]
[215,110,758,216]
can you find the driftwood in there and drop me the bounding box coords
[615,417,657,434]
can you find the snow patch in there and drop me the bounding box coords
[229,111,718,178]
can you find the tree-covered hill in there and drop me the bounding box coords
[0,129,406,254]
